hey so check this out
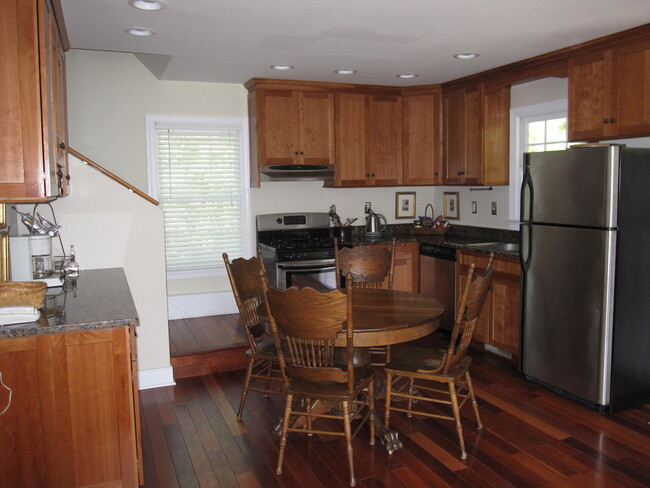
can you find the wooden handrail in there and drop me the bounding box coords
[68,148,159,206]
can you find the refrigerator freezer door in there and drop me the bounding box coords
[522,224,616,407]
[523,146,619,228]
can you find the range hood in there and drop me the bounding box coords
[260,164,334,182]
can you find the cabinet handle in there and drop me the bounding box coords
[604,119,609,124]
[611,118,616,124]
[59,142,66,150]
[294,151,299,155]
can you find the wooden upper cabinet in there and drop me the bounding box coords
[402,92,443,185]
[0,0,68,202]
[255,89,335,165]
[569,39,650,141]
[443,83,510,186]
[334,92,402,187]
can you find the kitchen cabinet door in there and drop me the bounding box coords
[443,89,466,185]
[392,242,419,293]
[403,93,443,185]
[49,327,140,487]
[482,85,510,186]
[457,251,521,360]
[367,95,403,186]
[335,93,368,186]
[569,39,650,141]
[256,89,335,166]
[0,336,57,487]
[0,0,68,202]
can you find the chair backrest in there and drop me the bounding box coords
[334,237,396,289]
[441,254,495,374]
[223,247,268,353]
[261,272,357,392]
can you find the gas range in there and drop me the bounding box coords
[256,212,336,289]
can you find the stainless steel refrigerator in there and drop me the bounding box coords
[520,144,650,411]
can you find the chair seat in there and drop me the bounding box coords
[283,366,375,401]
[385,346,472,380]
[245,336,277,357]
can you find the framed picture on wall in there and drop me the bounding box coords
[395,192,416,219]
[443,192,460,220]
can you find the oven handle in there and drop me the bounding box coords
[277,261,335,270]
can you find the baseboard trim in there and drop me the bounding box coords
[138,366,176,390]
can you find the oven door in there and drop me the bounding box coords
[276,260,336,290]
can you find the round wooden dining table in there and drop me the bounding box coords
[335,287,445,348]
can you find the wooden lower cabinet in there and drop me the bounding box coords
[372,241,419,293]
[457,251,521,360]
[0,327,141,487]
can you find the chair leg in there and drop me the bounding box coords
[368,379,376,446]
[466,371,483,430]
[263,359,273,397]
[342,401,356,487]
[384,373,392,429]
[406,378,415,418]
[448,382,467,460]
[306,397,313,435]
[276,394,293,475]
[237,358,254,421]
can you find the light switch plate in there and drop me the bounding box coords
[472,201,477,214]
[491,202,497,215]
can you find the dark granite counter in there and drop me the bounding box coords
[336,223,520,258]
[0,268,138,338]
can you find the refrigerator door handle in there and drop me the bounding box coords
[520,222,532,272]
[520,159,533,272]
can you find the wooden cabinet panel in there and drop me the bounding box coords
[0,327,140,488]
[299,91,335,164]
[335,93,403,187]
[258,90,296,165]
[335,93,367,186]
[569,40,650,141]
[443,84,509,186]
[403,93,443,185]
[457,251,521,359]
[0,0,68,202]
[393,242,419,293]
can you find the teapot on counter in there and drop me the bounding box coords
[365,209,387,236]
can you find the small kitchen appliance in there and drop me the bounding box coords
[9,235,63,287]
[365,210,387,237]
[520,144,650,411]
[257,212,336,289]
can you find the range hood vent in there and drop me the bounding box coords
[260,164,334,182]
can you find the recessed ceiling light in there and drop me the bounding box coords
[271,64,294,71]
[397,73,418,79]
[125,27,155,36]
[129,0,166,11]
[335,69,357,75]
[454,53,479,59]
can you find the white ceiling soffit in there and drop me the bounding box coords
[60,0,650,86]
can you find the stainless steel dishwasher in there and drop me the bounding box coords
[419,243,456,331]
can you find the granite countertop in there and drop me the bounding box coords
[336,223,520,258]
[0,268,138,338]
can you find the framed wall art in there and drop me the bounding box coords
[443,192,460,220]
[395,192,416,219]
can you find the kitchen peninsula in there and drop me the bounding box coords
[0,268,142,487]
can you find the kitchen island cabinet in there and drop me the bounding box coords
[568,39,650,141]
[0,269,141,487]
[0,0,69,202]
[456,250,521,360]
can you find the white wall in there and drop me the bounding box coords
[18,155,172,389]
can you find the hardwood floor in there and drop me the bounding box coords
[145,329,650,488]
[169,314,247,356]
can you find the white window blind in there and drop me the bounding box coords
[147,116,250,277]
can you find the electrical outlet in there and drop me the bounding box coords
[491,202,498,215]
[364,202,372,213]
[472,201,477,214]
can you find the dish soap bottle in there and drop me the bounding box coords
[66,245,80,276]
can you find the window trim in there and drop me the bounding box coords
[145,114,252,280]
[508,99,568,221]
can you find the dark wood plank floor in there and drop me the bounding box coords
[144,329,650,488]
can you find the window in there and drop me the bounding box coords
[508,100,568,220]
[146,115,251,279]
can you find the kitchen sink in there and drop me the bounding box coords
[464,241,519,253]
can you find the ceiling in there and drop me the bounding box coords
[59,0,650,87]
